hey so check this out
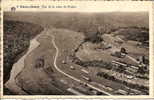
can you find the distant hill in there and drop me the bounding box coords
[4,12,149,37]
[112,27,149,42]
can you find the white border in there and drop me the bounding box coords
[1,1,154,99]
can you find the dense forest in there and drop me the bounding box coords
[3,20,43,83]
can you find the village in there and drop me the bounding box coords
[59,28,149,95]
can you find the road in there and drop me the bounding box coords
[49,34,112,96]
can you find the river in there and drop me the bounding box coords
[4,31,44,94]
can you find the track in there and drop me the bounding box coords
[126,55,139,64]
[49,34,112,96]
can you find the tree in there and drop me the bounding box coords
[35,58,45,68]
[121,47,127,54]
[84,28,103,43]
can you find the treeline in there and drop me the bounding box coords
[81,26,149,44]
[111,26,149,43]
[84,30,103,43]
[3,20,43,83]
[71,55,148,79]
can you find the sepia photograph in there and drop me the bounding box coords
[3,11,149,96]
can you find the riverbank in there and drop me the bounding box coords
[4,32,44,94]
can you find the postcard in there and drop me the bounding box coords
[0,0,154,99]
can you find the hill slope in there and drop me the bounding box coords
[4,20,43,83]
